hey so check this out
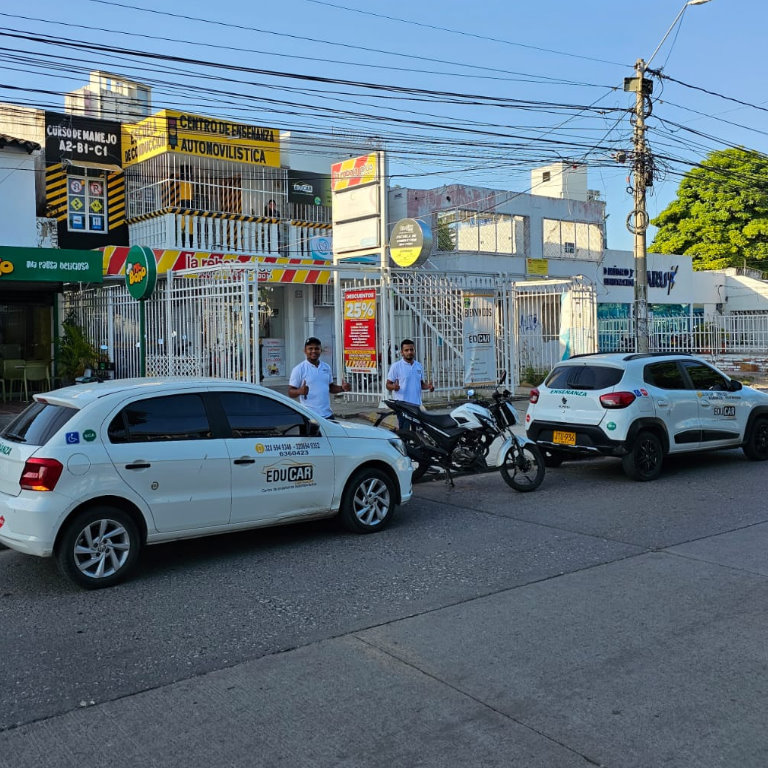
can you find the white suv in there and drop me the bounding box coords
[0,378,412,588]
[525,353,768,481]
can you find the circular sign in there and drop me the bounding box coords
[125,245,157,300]
[389,218,432,268]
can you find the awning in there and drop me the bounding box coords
[62,159,123,174]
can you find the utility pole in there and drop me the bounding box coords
[624,60,653,353]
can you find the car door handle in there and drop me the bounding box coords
[656,399,669,407]
[125,462,151,470]
[233,457,256,465]
[700,400,711,407]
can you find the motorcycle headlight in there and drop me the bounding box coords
[389,438,408,457]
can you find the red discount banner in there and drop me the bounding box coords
[343,288,377,373]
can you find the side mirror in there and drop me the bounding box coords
[728,379,743,392]
[467,389,475,398]
[307,421,322,436]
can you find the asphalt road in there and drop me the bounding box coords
[2,447,768,767]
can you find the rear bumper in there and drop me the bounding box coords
[0,494,58,557]
[526,420,628,457]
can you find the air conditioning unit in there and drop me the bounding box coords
[314,284,334,307]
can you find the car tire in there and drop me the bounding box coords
[622,430,663,481]
[500,442,545,492]
[55,506,141,589]
[339,468,396,533]
[743,416,768,461]
[543,449,565,468]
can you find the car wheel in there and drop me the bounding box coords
[56,507,141,589]
[743,416,768,461]
[500,442,545,492]
[339,468,396,533]
[622,430,663,481]
[543,449,564,468]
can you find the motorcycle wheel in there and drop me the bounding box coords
[500,442,545,492]
[397,430,431,482]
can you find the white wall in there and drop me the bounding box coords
[0,145,39,247]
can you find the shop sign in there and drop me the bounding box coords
[389,218,432,268]
[287,170,332,206]
[462,292,497,386]
[122,110,280,167]
[44,111,121,167]
[331,153,378,192]
[125,245,158,300]
[0,246,102,283]
[343,288,377,373]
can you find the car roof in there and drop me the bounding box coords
[556,352,696,367]
[34,377,271,411]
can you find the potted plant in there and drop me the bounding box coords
[57,313,97,385]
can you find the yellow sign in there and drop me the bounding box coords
[526,258,549,276]
[331,153,378,192]
[122,110,280,167]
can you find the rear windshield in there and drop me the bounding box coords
[545,365,623,391]
[0,401,78,446]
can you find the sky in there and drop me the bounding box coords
[2,0,764,253]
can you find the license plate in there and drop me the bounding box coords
[553,430,576,446]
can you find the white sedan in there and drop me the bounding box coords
[0,378,412,588]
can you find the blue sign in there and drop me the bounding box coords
[66,432,80,444]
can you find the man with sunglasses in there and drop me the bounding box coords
[288,337,351,419]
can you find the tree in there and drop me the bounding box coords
[650,147,768,272]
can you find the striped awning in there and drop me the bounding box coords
[101,246,333,284]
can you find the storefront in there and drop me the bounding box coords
[0,246,103,373]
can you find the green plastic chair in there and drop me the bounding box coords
[23,361,51,399]
[2,359,26,402]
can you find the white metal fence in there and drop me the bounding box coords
[63,265,597,398]
[598,314,768,355]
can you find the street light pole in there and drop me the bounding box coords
[625,0,712,354]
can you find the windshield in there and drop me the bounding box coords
[545,365,623,391]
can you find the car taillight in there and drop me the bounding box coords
[529,388,540,404]
[20,458,64,491]
[599,391,636,409]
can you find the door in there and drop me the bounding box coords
[643,361,701,450]
[680,360,745,447]
[216,391,335,524]
[104,393,231,532]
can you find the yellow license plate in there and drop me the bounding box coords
[553,430,576,446]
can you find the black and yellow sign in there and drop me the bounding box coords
[389,218,432,268]
[122,110,280,167]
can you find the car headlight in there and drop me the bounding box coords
[388,438,408,457]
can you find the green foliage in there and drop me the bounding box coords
[58,313,97,382]
[520,365,549,386]
[650,147,768,272]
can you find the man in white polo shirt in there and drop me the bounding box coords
[288,337,350,419]
[386,339,434,429]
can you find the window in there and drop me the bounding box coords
[681,361,730,391]
[546,365,622,391]
[644,362,687,390]
[542,218,603,261]
[542,171,551,182]
[218,392,309,438]
[108,394,212,443]
[1,402,77,446]
[67,175,108,233]
[435,210,524,255]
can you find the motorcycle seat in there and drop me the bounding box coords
[418,410,459,429]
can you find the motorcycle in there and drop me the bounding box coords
[376,374,545,492]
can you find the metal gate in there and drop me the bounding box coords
[63,265,596,395]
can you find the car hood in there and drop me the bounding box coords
[335,420,395,440]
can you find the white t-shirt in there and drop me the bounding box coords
[289,359,334,418]
[386,359,425,405]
